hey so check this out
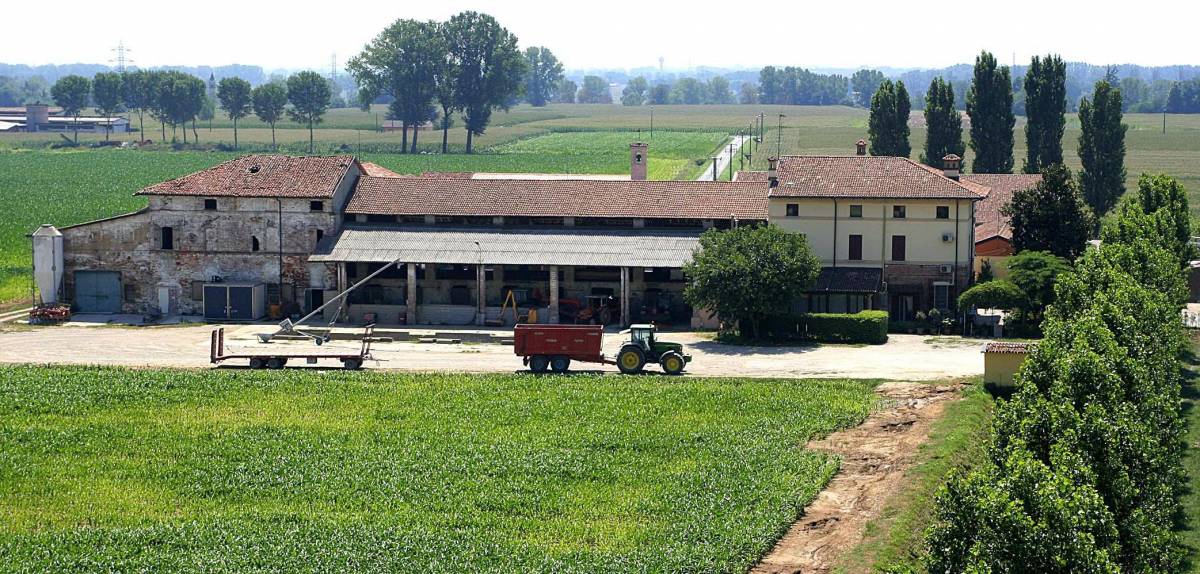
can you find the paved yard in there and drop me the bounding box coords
[0,323,986,380]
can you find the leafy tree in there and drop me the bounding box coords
[957,279,1026,312]
[648,83,670,105]
[621,76,647,106]
[216,77,252,150]
[669,78,707,105]
[50,74,91,143]
[758,66,781,104]
[1002,164,1094,259]
[867,79,910,157]
[554,78,577,104]
[156,71,205,144]
[251,82,287,150]
[1078,80,1128,218]
[431,27,458,154]
[577,75,612,103]
[349,19,442,154]
[707,76,734,104]
[91,72,123,141]
[683,225,820,339]
[755,66,848,105]
[1007,250,1071,323]
[738,82,757,104]
[444,11,526,153]
[286,71,331,153]
[1023,54,1067,173]
[1102,173,1196,267]
[921,77,964,165]
[120,70,160,140]
[522,46,562,107]
[850,69,885,107]
[966,51,1016,173]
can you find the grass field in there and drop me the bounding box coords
[0,366,876,573]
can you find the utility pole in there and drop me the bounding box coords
[110,41,133,72]
[776,113,785,158]
[728,142,734,180]
[650,105,654,139]
[711,157,719,180]
[739,130,745,171]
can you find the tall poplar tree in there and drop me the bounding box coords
[966,51,1015,173]
[1023,54,1067,173]
[444,11,526,154]
[1078,80,1128,217]
[867,79,911,157]
[91,72,123,142]
[216,77,252,150]
[922,77,964,166]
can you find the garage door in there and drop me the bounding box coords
[74,271,122,313]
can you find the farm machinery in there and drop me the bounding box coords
[513,323,691,375]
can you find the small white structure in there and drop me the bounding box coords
[32,224,64,304]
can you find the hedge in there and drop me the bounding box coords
[765,310,889,344]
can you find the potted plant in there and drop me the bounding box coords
[914,311,927,335]
[926,308,942,335]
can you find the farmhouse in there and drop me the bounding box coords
[37,140,1040,326]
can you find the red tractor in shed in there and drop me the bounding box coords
[513,323,690,375]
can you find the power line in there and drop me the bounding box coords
[109,41,133,72]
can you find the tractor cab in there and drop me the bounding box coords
[616,324,692,375]
[626,324,656,349]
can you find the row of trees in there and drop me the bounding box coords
[48,69,331,151]
[935,172,1193,571]
[1166,77,1200,114]
[757,66,849,106]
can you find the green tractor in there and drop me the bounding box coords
[616,324,691,375]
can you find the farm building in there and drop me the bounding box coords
[983,341,1035,387]
[35,141,1040,326]
[965,173,1043,279]
[0,104,129,133]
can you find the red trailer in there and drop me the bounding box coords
[513,324,610,373]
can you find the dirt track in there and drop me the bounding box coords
[0,324,985,380]
[752,381,965,574]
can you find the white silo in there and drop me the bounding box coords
[32,224,64,304]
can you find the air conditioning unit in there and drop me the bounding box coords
[939,264,954,274]
[941,233,954,242]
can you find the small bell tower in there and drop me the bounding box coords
[630,142,648,181]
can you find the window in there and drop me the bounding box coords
[934,283,950,310]
[315,229,324,244]
[203,199,217,210]
[161,226,174,250]
[366,214,396,223]
[891,235,906,261]
[849,204,863,218]
[848,234,863,261]
[785,203,799,217]
[936,205,950,219]
[310,200,324,212]
[251,236,260,252]
[892,205,906,218]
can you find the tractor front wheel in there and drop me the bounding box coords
[617,345,646,375]
[529,355,550,373]
[660,351,685,375]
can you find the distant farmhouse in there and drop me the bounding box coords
[32,141,1038,326]
[0,104,129,133]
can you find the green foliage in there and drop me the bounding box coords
[1101,173,1196,268]
[851,69,886,107]
[156,71,207,144]
[250,82,287,149]
[554,79,576,104]
[621,76,647,106]
[669,77,706,105]
[216,77,252,149]
[0,366,877,573]
[576,76,611,103]
[49,74,91,142]
[706,76,734,105]
[445,11,526,153]
[967,51,1016,174]
[868,79,911,158]
[347,19,443,154]
[957,279,1026,312]
[978,259,995,282]
[799,311,889,344]
[522,46,563,107]
[1023,54,1067,173]
[683,225,821,338]
[921,77,964,165]
[1079,80,1128,217]
[287,71,331,153]
[1002,164,1095,259]
[756,66,848,105]
[91,72,123,141]
[1007,250,1072,320]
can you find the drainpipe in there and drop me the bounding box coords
[276,198,284,308]
[832,199,838,268]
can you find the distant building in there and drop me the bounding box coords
[0,104,129,133]
[964,174,1042,279]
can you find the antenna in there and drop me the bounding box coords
[109,41,134,72]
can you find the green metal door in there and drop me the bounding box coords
[74,271,122,313]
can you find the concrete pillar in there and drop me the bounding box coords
[406,263,417,325]
[549,265,560,324]
[476,264,486,326]
[624,265,633,324]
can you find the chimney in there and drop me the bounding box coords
[855,139,867,156]
[26,103,49,133]
[767,156,779,188]
[942,154,962,180]
[630,142,648,181]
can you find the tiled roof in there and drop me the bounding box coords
[809,267,883,293]
[761,156,984,200]
[964,174,1042,242]
[985,341,1036,354]
[734,171,769,182]
[347,176,770,220]
[360,162,403,178]
[136,155,355,198]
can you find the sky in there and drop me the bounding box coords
[4,0,1198,72]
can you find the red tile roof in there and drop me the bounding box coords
[136,155,355,198]
[964,174,1042,242]
[985,341,1036,354]
[347,176,769,220]
[359,162,403,178]
[763,156,983,200]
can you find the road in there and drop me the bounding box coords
[696,134,750,181]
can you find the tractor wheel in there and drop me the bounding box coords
[342,358,363,370]
[550,355,571,373]
[529,355,550,373]
[660,351,685,375]
[267,357,285,370]
[249,357,266,369]
[617,345,646,374]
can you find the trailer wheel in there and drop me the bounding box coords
[550,355,571,373]
[660,351,685,375]
[529,355,550,373]
[267,357,285,369]
[249,358,266,369]
[617,345,646,374]
[342,358,363,370]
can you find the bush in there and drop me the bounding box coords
[957,279,1026,312]
[765,310,889,344]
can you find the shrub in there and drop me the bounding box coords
[957,279,1026,312]
[765,310,889,344]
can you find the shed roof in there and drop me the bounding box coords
[347,176,769,220]
[808,267,883,293]
[964,174,1042,242]
[309,225,703,267]
[745,156,983,200]
[136,154,355,198]
[984,341,1036,354]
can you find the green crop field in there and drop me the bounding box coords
[0,366,876,573]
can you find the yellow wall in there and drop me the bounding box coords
[769,198,974,267]
[984,351,1027,387]
[974,255,1011,280]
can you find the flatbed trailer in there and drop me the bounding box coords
[211,325,375,370]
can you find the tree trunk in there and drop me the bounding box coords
[308,121,314,154]
[465,129,473,154]
[442,120,449,154]
[161,119,166,142]
[233,117,238,150]
[138,110,144,139]
[182,122,187,144]
[401,120,408,154]
[73,117,78,143]
[192,120,198,142]
[410,123,418,154]
[270,121,276,150]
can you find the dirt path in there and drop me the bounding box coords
[752,381,965,574]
